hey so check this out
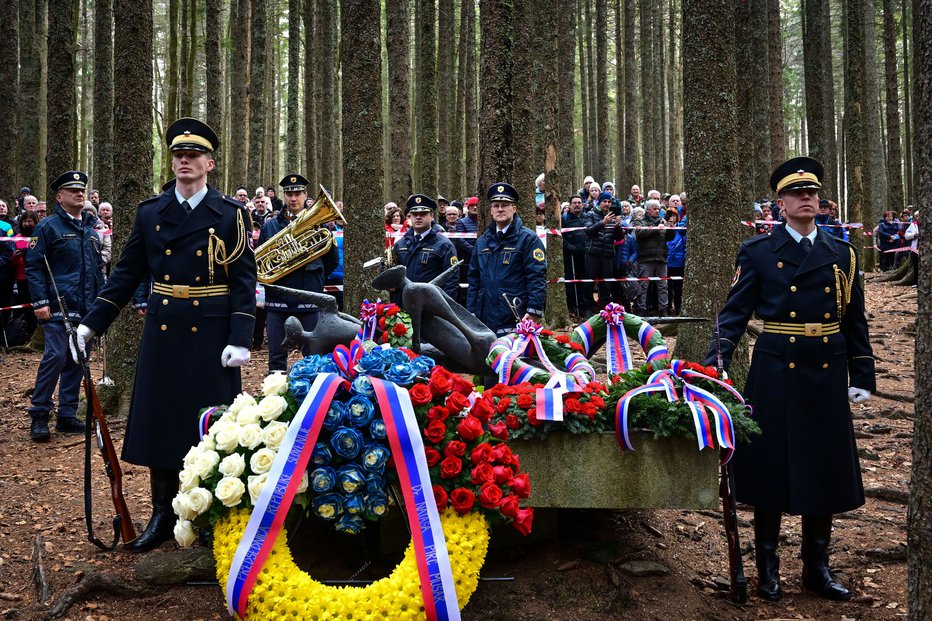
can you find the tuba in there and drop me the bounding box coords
[255,186,346,284]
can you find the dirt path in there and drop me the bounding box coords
[0,275,913,620]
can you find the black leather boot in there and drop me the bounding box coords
[801,514,851,600]
[754,508,783,601]
[30,414,51,442]
[127,467,180,552]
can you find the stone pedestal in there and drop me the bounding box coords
[513,431,720,510]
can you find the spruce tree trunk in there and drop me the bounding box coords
[452,2,467,199]
[749,0,770,198]
[185,0,197,118]
[732,0,754,209]
[228,0,249,188]
[318,0,336,188]
[576,0,590,177]
[107,0,152,411]
[863,0,887,223]
[463,0,478,197]
[902,0,913,206]
[595,0,610,181]
[821,0,839,201]
[909,4,932,617]
[668,0,683,191]
[285,0,301,173]
[38,0,49,185]
[437,0,454,196]
[341,0,384,313]
[46,0,78,201]
[623,0,637,185]
[638,0,654,190]
[767,0,785,167]
[386,0,412,199]
[92,0,114,200]
[164,0,179,181]
[248,0,268,187]
[844,0,867,259]
[416,0,438,195]
[803,0,829,189]
[19,0,41,190]
[78,0,89,174]
[303,0,317,185]
[677,0,743,374]
[882,0,904,213]
[584,0,598,174]
[652,2,665,187]
[614,0,624,187]
[512,0,540,226]
[205,0,223,184]
[179,0,191,117]
[0,0,19,203]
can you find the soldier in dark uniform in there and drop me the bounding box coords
[707,157,875,601]
[25,170,104,441]
[258,173,339,373]
[391,194,459,299]
[466,182,547,336]
[75,118,257,552]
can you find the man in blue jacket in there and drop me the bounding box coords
[392,194,459,299]
[26,170,104,441]
[467,182,546,336]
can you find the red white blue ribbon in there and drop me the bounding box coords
[332,339,363,379]
[614,361,737,464]
[535,373,585,422]
[638,322,669,364]
[601,304,634,374]
[225,373,347,619]
[198,406,223,440]
[357,299,380,342]
[491,320,561,385]
[370,378,461,621]
[572,321,595,356]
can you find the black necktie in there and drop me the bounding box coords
[182,200,192,214]
[496,231,504,243]
[414,234,421,244]
[800,237,812,254]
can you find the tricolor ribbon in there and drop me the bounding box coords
[638,322,669,365]
[600,304,635,374]
[226,372,347,619]
[535,373,585,422]
[571,321,596,356]
[370,377,461,621]
[357,299,380,342]
[332,339,363,379]
[614,361,739,465]
[198,406,223,440]
[491,320,561,385]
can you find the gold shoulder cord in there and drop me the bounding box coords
[208,208,247,285]
[833,246,856,319]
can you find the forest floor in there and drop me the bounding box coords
[0,274,916,621]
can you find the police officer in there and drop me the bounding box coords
[25,170,104,441]
[392,194,459,298]
[466,182,547,336]
[259,173,339,373]
[707,157,875,602]
[75,118,257,552]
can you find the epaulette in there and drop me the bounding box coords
[743,232,771,246]
[139,194,161,207]
[222,195,245,210]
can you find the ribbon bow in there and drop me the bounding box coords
[615,360,741,464]
[332,340,364,379]
[515,319,543,337]
[600,303,635,374]
[600,302,626,324]
[357,298,381,342]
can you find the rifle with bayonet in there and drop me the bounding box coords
[43,256,135,550]
[714,313,747,603]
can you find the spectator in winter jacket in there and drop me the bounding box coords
[585,192,625,308]
[666,209,686,315]
[562,195,591,316]
[632,199,675,314]
[877,211,901,272]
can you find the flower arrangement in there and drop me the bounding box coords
[480,380,610,439]
[369,301,413,348]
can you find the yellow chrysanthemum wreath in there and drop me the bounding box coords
[214,507,490,620]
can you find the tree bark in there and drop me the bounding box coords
[639,0,654,190]
[386,0,412,199]
[668,0,683,191]
[677,0,744,378]
[844,0,867,259]
[205,0,224,184]
[164,0,179,181]
[909,3,932,618]
[19,0,42,191]
[317,0,336,188]
[285,0,301,173]
[463,0,478,197]
[652,1,665,188]
[576,0,591,177]
[863,0,887,224]
[595,0,610,181]
[452,2,467,199]
[902,0,913,206]
[78,0,89,174]
[228,0,249,189]
[0,0,19,203]
[881,0,904,213]
[341,0,384,313]
[108,0,152,409]
[248,0,268,187]
[821,0,839,201]
[585,0,598,175]
[614,0,624,187]
[623,0,637,186]
[749,0,770,199]
[303,0,317,185]
[45,0,78,202]
[437,0,455,196]
[416,0,438,195]
[767,0,785,167]
[92,0,114,200]
[803,0,829,192]
[732,0,754,209]
[512,0,541,226]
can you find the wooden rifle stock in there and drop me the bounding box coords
[720,458,748,603]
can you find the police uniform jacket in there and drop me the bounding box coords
[392,225,459,298]
[466,215,547,336]
[26,205,104,322]
[707,223,875,515]
[258,209,338,312]
[82,185,256,470]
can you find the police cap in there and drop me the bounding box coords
[166,117,220,153]
[770,156,824,194]
[50,170,88,192]
[280,173,309,193]
[487,182,519,203]
[405,193,437,214]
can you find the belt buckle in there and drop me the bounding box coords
[172,285,190,299]
[804,323,822,337]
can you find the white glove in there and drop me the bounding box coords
[848,387,872,404]
[69,324,96,364]
[221,345,251,368]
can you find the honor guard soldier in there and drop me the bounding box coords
[467,182,547,337]
[75,118,257,552]
[392,194,459,299]
[26,170,104,441]
[707,156,875,602]
[258,173,339,373]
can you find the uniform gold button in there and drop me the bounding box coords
[195,276,201,282]
[823,337,829,343]
[789,336,796,343]
[789,362,795,369]
[164,274,170,281]
[824,313,831,319]
[822,363,829,369]
[155,225,160,231]
[209,228,215,234]
[196,250,203,256]
[191,327,198,333]
[777,261,784,268]
[161,324,167,331]
[192,300,200,307]
[162,299,168,306]
[165,249,172,256]
[790,286,797,292]
[790,311,796,318]
[825,287,831,293]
